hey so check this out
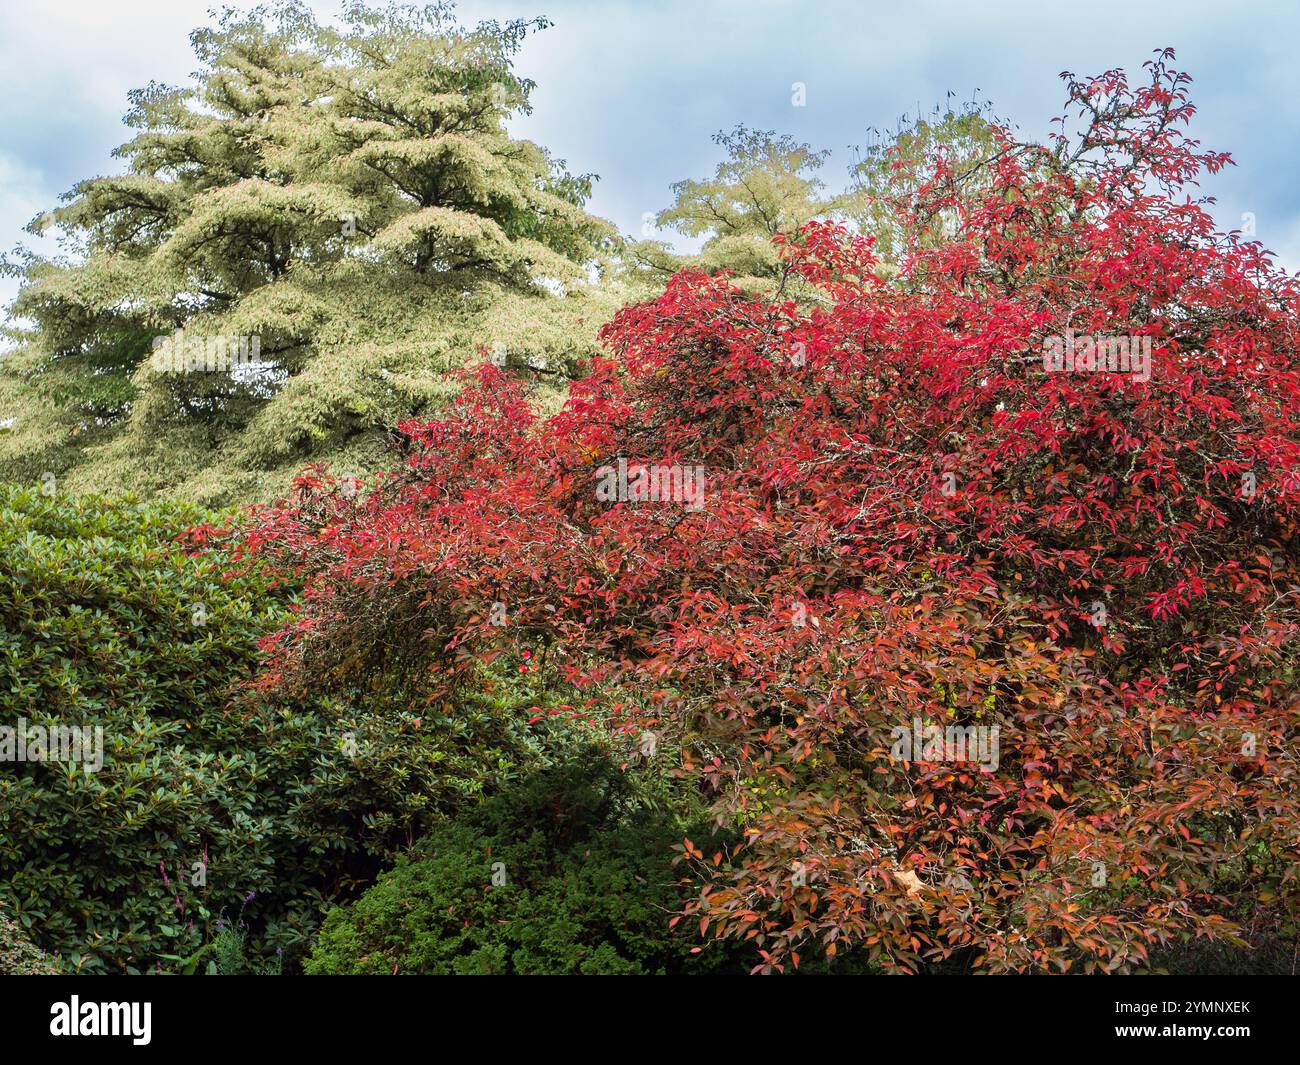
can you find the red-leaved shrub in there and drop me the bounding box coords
[239,53,1300,972]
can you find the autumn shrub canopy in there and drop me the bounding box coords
[235,54,1300,973]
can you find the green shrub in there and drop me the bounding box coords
[0,486,551,972]
[0,907,59,974]
[305,753,752,975]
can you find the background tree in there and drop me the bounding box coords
[624,110,1001,296]
[0,1,621,504]
[837,97,1001,271]
[625,126,835,296]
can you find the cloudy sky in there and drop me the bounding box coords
[2,0,1298,319]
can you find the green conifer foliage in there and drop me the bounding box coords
[0,1,621,505]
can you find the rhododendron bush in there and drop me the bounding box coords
[237,55,1300,973]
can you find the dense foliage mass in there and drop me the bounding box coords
[239,55,1300,973]
[0,485,559,972]
[306,753,752,974]
[0,908,58,975]
[0,1,623,505]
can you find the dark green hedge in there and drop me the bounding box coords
[306,753,752,975]
[0,486,550,972]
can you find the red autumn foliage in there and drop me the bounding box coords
[238,52,1300,973]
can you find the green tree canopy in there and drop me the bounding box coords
[625,126,836,295]
[624,108,1000,295]
[0,1,622,504]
